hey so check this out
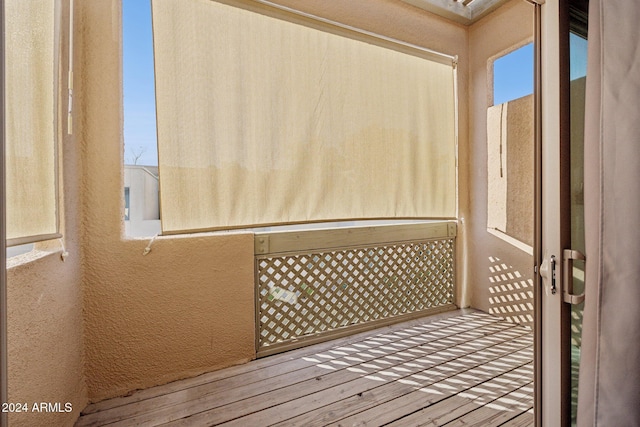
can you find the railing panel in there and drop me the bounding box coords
[255,222,456,357]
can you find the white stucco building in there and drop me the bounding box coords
[124,165,161,237]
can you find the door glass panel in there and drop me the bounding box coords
[569,27,588,426]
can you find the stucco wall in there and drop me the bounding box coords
[467,0,535,327]
[487,95,534,247]
[6,252,86,427]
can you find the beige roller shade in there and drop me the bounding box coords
[152,0,457,234]
[5,0,59,245]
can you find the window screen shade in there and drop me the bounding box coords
[152,0,457,234]
[5,0,59,245]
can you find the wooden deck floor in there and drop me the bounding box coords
[76,310,533,426]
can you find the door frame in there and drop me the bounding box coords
[533,2,543,425]
[538,0,563,424]
[537,0,576,425]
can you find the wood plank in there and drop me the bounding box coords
[74,312,534,427]
[384,364,533,426]
[126,324,527,426]
[442,382,534,426]
[322,348,532,427]
[272,351,532,427]
[78,314,496,426]
[499,410,534,426]
[79,309,476,416]
[78,312,505,426]
[164,331,531,426]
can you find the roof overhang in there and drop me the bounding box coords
[401,0,541,25]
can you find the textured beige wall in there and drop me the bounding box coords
[487,95,534,247]
[505,95,534,246]
[7,251,87,427]
[7,254,86,427]
[75,0,256,402]
[468,0,535,326]
[5,1,88,426]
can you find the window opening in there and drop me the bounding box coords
[493,42,533,105]
[487,42,535,250]
[6,244,35,259]
[123,0,161,237]
[481,0,536,334]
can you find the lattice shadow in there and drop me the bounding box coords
[487,256,534,329]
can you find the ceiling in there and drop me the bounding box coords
[400,0,515,25]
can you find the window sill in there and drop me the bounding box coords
[7,248,66,269]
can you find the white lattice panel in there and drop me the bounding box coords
[256,238,455,355]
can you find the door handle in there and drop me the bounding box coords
[563,249,586,305]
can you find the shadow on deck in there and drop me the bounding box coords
[76,310,533,426]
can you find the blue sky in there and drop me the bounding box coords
[493,34,588,105]
[123,2,588,167]
[123,0,157,166]
[493,43,534,105]
[569,33,588,80]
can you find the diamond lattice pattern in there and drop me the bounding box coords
[257,238,455,353]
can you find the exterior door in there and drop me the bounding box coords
[538,0,588,425]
